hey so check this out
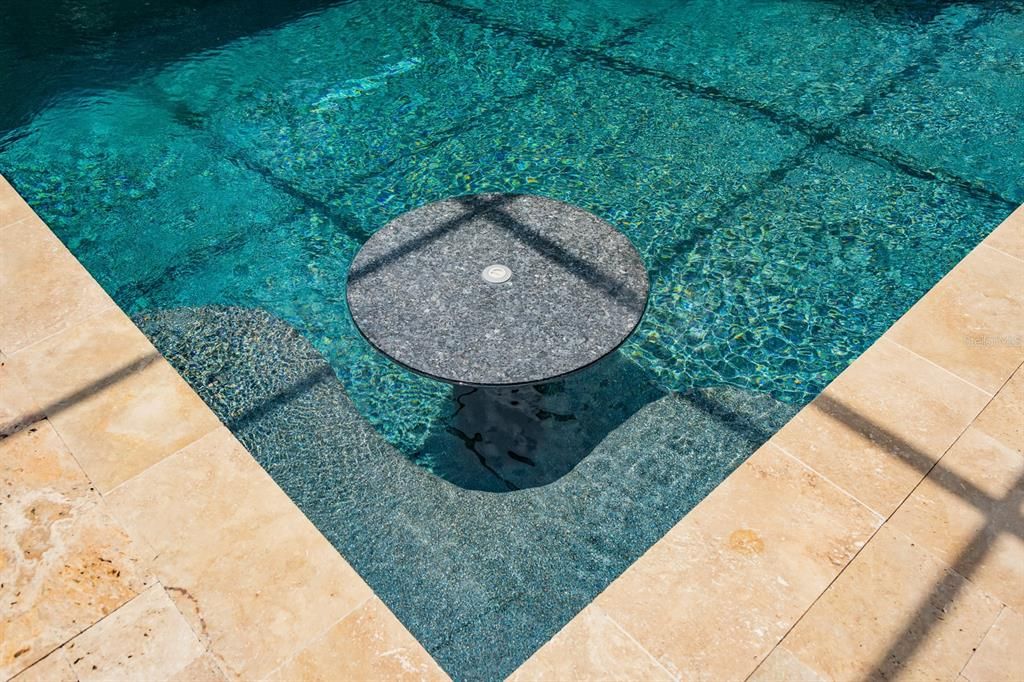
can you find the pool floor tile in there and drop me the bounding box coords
[591,443,881,680]
[63,585,206,682]
[7,307,221,493]
[0,217,115,354]
[961,606,1024,682]
[780,524,1001,681]
[103,427,377,680]
[507,606,672,682]
[887,244,1024,394]
[267,596,448,682]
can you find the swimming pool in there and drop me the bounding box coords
[2,0,1021,678]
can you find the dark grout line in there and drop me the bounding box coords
[116,39,583,308]
[422,0,1018,211]
[595,3,693,51]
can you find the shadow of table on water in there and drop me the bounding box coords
[415,354,666,492]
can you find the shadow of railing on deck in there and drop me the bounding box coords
[1,351,162,439]
[807,385,1023,679]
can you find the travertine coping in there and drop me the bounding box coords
[1,170,1021,681]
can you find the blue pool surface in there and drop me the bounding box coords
[2,0,1022,678]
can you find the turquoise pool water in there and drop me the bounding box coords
[2,0,1022,676]
[3,2,1020,451]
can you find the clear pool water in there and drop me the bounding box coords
[4,0,1021,432]
[2,0,1022,676]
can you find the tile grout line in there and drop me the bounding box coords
[767,441,885,524]
[977,239,1024,264]
[956,604,1006,682]
[745,363,1019,681]
[257,593,376,682]
[15,583,166,681]
[4,300,118,359]
[600,606,681,682]
[0,214,35,233]
[99,422,224,500]
[879,335,995,398]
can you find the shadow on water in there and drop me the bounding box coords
[415,352,667,491]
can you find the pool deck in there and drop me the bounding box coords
[1,172,1021,681]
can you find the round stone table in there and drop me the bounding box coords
[346,193,649,387]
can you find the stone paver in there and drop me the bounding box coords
[104,427,377,680]
[592,444,881,679]
[887,244,1024,394]
[779,525,1001,681]
[508,606,672,682]
[0,217,114,354]
[747,646,824,682]
[771,338,991,517]
[9,650,75,682]
[0,418,153,679]
[7,307,221,493]
[63,585,205,682]
[961,606,1024,682]
[887,423,1024,611]
[0,484,153,678]
[268,597,451,682]
[972,368,1024,451]
[0,352,41,437]
[166,654,228,682]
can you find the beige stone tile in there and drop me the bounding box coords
[0,175,36,230]
[10,649,76,682]
[167,653,227,682]
[0,419,96,511]
[64,584,205,682]
[985,205,1024,261]
[973,366,1024,453]
[783,524,1001,681]
[0,497,153,678]
[1,352,42,437]
[105,427,375,680]
[888,426,1024,611]
[268,597,447,682]
[8,307,220,492]
[748,646,824,682]
[962,607,1024,682]
[1,420,140,677]
[0,216,114,354]
[508,605,671,682]
[772,338,991,517]
[594,444,881,680]
[887,245,1024,394]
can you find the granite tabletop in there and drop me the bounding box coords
[347,193,649,386]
